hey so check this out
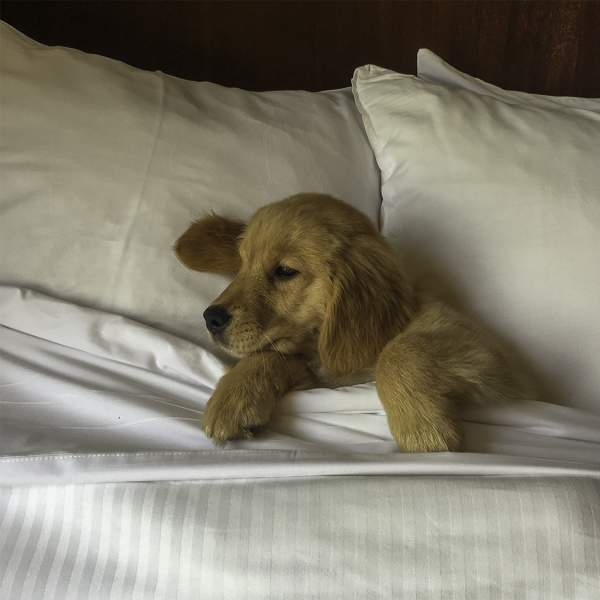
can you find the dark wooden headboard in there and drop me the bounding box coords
[2,0,599,97]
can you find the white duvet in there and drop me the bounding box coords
[2,285,600,483]
[1,286,600,598]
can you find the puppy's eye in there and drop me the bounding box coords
[274,265,299,280]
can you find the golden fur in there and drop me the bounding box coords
[175,194,535,451]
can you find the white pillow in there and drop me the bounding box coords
[0,22,380,345]
[352,63,600,414]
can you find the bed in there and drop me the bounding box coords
[1,2,600,598]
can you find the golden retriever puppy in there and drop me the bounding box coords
[175,194,535,451]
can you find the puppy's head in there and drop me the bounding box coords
[175,194,413,375]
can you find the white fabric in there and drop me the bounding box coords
[0,21,380,346]
[2,286,600,486]
[352,63,600,415]
[2,289,600,597]
[417,48,600,111]
[1,478,598,599]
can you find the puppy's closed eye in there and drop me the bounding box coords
[273,265,299,280]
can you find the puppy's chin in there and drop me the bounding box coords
[211,331,300,358]
[210,332,262,358]
[210,335,246,359]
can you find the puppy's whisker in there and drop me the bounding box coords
[263,332,287,362]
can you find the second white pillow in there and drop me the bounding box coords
[352,63,600,414]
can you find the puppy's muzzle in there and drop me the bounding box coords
[203,304,231,335]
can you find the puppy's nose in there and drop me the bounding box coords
[203,305,231,334]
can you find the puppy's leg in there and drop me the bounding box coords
[203,352,314,444]
[376,333,462,452]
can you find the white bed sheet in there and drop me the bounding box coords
[1,285,600,485]
[1,286,600,598]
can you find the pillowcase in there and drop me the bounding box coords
[0,22,380,346]
[417,48,600,112]
[352,62,600,414]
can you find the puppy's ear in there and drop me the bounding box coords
[319,236,414,377]
[174,214,244,274]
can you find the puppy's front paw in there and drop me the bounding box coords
[202,381,274,444]
[387,414,462,452]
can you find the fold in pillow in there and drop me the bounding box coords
[417,48,600,112]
